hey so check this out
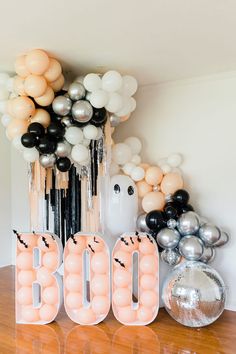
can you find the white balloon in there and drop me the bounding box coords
[130,166,145,181]
[89,89,108,108]
[71,144,89,163]
[83,73,101,92]
[75,75,85,84]
[12,135,24,151]
[102,71,122,92]
[1,114,12,127]
[65,126,83,145]
[83,124,98,140]
[23,148,39,162]
[160,164,172,174]
[110,162,120,176]
[121,75,138,96]
[167,153,182,167]
[0,87,9,100]
[0,100,7,114]
[157,158,167,166]
[122,162,136,175]
[7,78,14,92]
[112,143,132,165]
[80,158,90,166]
[115,96,131,117]
[0,73,9,86]
[105,92,123,113]
[82,138,91,147]
[131,154,141,165]
[124,137,142,154]
[129,97,136,112]
[95,127,103,140]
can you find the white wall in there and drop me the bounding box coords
[115,72,236,311]
[0,127,11,266]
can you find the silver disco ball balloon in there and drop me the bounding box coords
[136,213,149,232]
[167,219,177,229]
[68,82,86,101]
[61,116,74,127]
[156,228,180,249]
[52,96,72,116]
[199,223,221,246]
[177,211,200,236]
[179,235,204,261]
[55,140,72,158]
[72,100,93,123]
[162,261,226,327]
[39,154,56,168]
[161,248,181,266]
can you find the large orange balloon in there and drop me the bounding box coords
[50,74,65,92]
[142,191,165,213]
[14,56,30,78]
[31,109,51,128]
[13,76,26,96]
[44,58,62,82]
[11,97,35,120]
[161,172,184,195]
[6,119,28,140]
[25,49,49,75]
[136,180,152,198]
[145,166,163,186]
[34,86,54,106]
[24,75,47,98]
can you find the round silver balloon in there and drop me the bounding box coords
[52,96,72,116]
[72,100,93,123]
[136,213,149,232]
[213,231,229,247]
[68,82,86,101]
[167,219,177,229]
[199,246,215,264]
[109,114,121,127]
[61,116,74,127]
[199,223,221,246]
[162,261,226,327]
[178,235,203,261]
[177,211,200,236]
[39,154,56,168]
[156,228,180,249]
[55,140,72,158]
[161,248,181,266]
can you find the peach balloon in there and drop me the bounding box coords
[13,76,26,96]
[18,270,35,286]
[139,238,156,255]
[120,237,138,252]
[36,267,54,287]
[31,108,51,128]
[137,306,153,322]
[16,252,33,270]
[65,254,82,273]
[44,58,62,82]
[21,305,39,322]
[17,233,37,251]
[42,252,58,270]
[142,191,165,213]
[42,286,58,305]
[17,286,33,305]
[86,236,104,252]
[50,74,65,92]
[161,172,184,195]
[65,274,82,292]
[120,113,131,122]
[6,119,28,140]
[113,251,131,268]
[14,55,30,77]
[24,74,47,98]
[118,306,136,323]
[34,86,54,106]
[37,235,56,252]
[139,163,150,171]
[140,274,157,290]
[140,255,157,274]
[67,236,86,254]
[91,252,108,274]
[25,49,50,75]
[91,296,109,315]
[114,269,131,288]
[145,166,163,186]
[74,308,96,325]
[136,180,152,198]
[39,304,56,322]
[113,288,130,307]
[66,292,83,309]
[91,275,108,295]
[11,96,35,120]
[140,290,158,308]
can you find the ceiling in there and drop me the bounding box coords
[1,0,236,85]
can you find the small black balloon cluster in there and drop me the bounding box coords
[137,189,229,266]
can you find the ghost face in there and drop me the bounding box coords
[106,175,138,238]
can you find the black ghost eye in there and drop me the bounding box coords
[114,184,120,193]
[128,186,134,195]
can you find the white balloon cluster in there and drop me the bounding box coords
[83,71,137,117]
[157,154,183,175]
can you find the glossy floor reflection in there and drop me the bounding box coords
[0,266,235,353]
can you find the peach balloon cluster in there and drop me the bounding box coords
[112,233,159,325]
[64,234,110,325]
[16,232,62,324]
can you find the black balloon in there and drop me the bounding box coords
[146,210,166,231]
[38,136,56,154]
[90,107,107,126]
[28,122,45,138]
[56,157,71,172]
[173,189,190,205]
[164,205,178,219]
[47,122,65,139]
[21,133,37,148]
[180,204,194,213]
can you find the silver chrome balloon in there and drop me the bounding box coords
[68,82,86,101]
[61,116,73,127]
[110,114,121,127]
[72,100,93,123]
[136,213,149,232]
[178,235,203,261]
[156,228,180,249]
[167,219,177,229]
[199,246,215,263]
[55,140,72,158]
[162,261,226,327]
[213,231,229,247]
[177,211,200,236]
[199,223,221,246]
[161,248,181,266]
[52,96,72,116]
[39,154,56,168]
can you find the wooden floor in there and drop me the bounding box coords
[0,266,235,353]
